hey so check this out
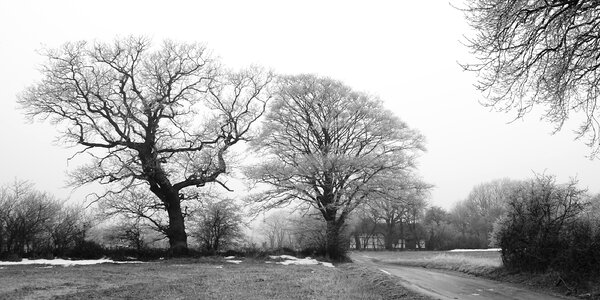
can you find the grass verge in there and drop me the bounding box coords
[383,253,501,277]
[0,257,429,299]
[368,250,600,299]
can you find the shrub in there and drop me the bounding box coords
[555,219,600,279]
[491,175,599,280]
[0,180,89,259]
[67,240,106,259]
[190,198,246,253]
[0,252,22,262]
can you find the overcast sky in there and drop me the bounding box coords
[1,0,599,210]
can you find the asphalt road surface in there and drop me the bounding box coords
[350,253,571,300]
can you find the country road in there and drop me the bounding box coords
[350,253,571,300]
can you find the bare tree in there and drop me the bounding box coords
[19,37,272,254]
[248,74,425,259]
[0,186,10,253]
[191,198,245,253]
[490,174,588,271]
[450,178,516,248]
[104,218,150,252]
[99,186,170,237]
[287,213,329,253]
[366,173,431,249]
[586,193,600,225]
[0,180,63,256]
[48,204,89,256]
[462,1,600,155]
[347,209,377,250]
[260,211,293,249]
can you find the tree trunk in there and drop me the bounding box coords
[325,220,344,260]
[399,221,405,250]
[165,191,188,256]
[384,222,395,250]
[0,228,4,253]
[353,233,361,250]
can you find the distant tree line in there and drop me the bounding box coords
[349,172,430,251]
[351,170,600,278]
[0,180,249,260]
[424,179,516,250]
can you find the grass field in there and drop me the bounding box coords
[0,257,430,300]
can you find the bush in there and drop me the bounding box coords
[67,240,106,259]
[555,219,600,279]
[0,252,22,262]
[491,175,599,280]
[0,180,89,259]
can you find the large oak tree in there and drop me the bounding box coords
[249,74,425,259]
[19,37,272,254]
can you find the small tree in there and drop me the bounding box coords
[48,205,89,256]
[288,213,330,255]
[261,211,293,250]
[192,198,245,253]
[106,216,169,252]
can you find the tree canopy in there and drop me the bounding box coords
[463,1,600,155]
[249,74,425,258]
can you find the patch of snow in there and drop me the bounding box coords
[379,269,391,275]
[269,255,334,268]
[0,258,143,266]
[448,248,501,252]
[269,254,299,260]
[224,256,236,260]
[225,260,242,264]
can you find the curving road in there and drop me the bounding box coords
[350,253,572,300]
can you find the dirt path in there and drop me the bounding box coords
[351,253,571,300]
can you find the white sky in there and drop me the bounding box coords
[1,0,599,210]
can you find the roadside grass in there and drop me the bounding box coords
[0,257,429,299]
[361,250,600,299]
[379,251,502,277]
